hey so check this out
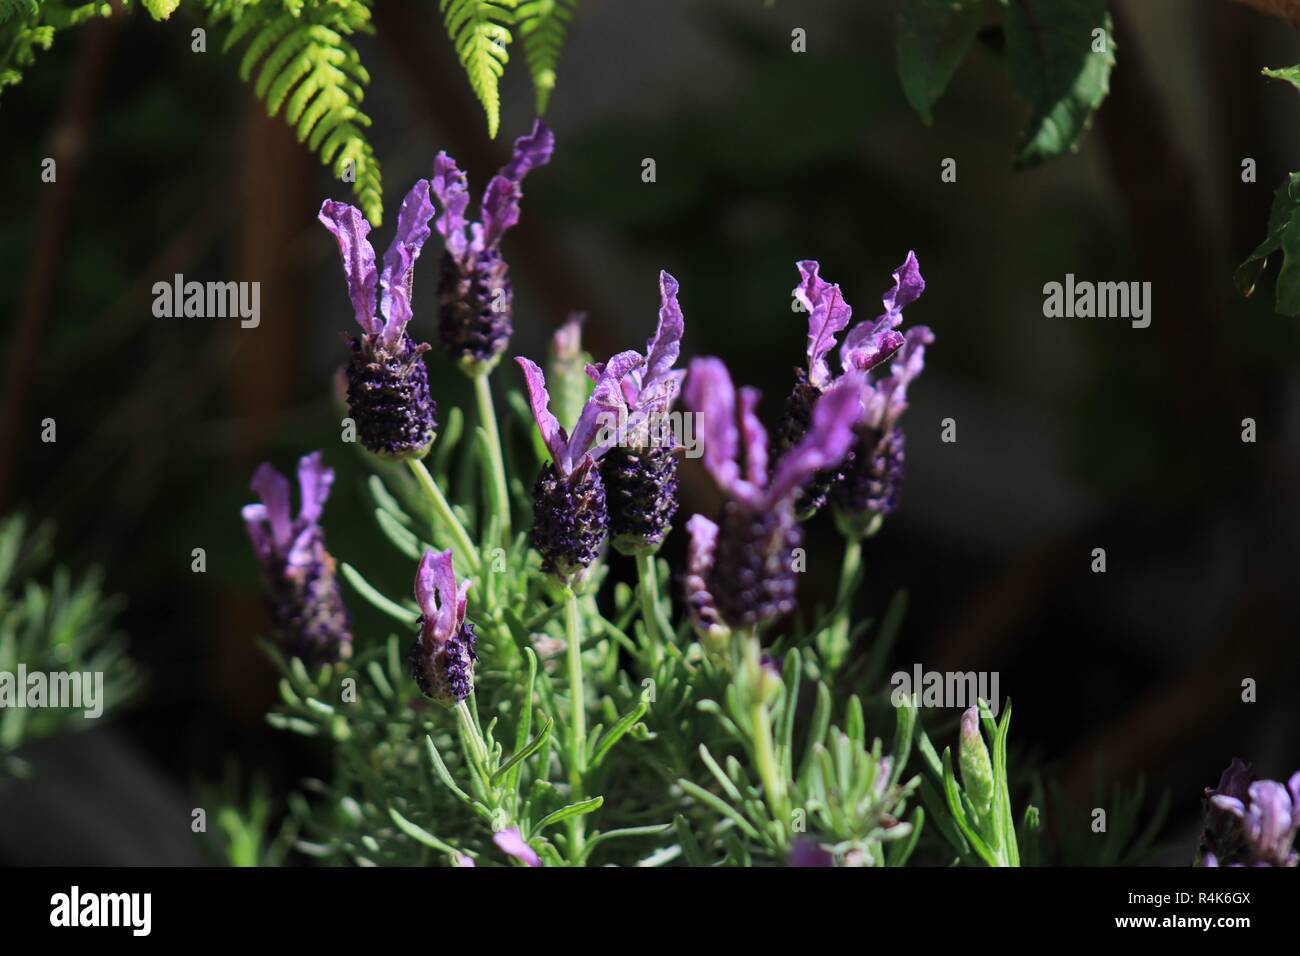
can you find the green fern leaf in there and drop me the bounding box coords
[141,0,182,20]
[515,0,575,115]
[0,0,40,25]
[440,0,515,138]
[1,1,111,99]
[214,0,383,225]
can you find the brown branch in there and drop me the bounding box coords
[0,8,124,509]
[1231,0,1300,25]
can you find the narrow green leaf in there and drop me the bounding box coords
[535,795,603,831]
[340,562,419,624]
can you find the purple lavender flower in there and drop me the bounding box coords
[788,839,835,867]
[684,514,726,647]
[493,828,541,867]
[776,255,925,519]
[1198,758,1300,867]
[828,254,932,536]
[517,349,642,579]
[242,452,352,664]
[591,271,687,555]
[409,549,477,706]
[683,357,861,629]
[433,120,554,372]
[319,180,438,459]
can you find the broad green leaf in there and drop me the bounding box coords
[1237,171,1300,315]
[1005,0,1115,168]
[896,0,985,125]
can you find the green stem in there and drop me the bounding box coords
[473,372,512,545]
[751,701,785,832]
[827,536,862,672]
[406,458,480,575]
[563,584,586,858]
[455,698,490,785]
[634,551,666,665]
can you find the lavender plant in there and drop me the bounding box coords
[232,126,1299,869]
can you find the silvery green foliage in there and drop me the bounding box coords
[0,514,142,779]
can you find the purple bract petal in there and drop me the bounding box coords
[378,178,435,343]
[493,828,541,867]
[738,387,768,488]
[794,260,853,389]
[684,358,743,499]
[295,452,334,529]
[480,120,555,249]
[841,321,906,374]
[431,152,470,263]
[414,548,470,648]
[516,357,569,471]
[881,250,925,321]
[318,200,379,334]
[249,462,294,552]
[637,270,685,406]
[767,373,863,507]
[571,349,642,461]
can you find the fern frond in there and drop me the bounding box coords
[515,0,575,115]
[0,1,110,99]
[440,0,514,138]
[213,0,383,224]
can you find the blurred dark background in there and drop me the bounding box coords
[2,0,1299,864]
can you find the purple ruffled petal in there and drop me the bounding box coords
[738,387,768,488]
[378,178,435,343]
[249,463,294,552]
[571,349,642,461]
[431,152,470,263]
[684,358,743,499]
[794,260,853,389]
[767,373,863,507]
[841,321,905,374]
[241,503,273,565]
[414,549,469,647]
[515,357,569,471]
[480,120,555,249]
[638,270,685,406]
[493,828,541,867]
[318,200,379,334]
[881,250,925,322]
[295,452,334,529]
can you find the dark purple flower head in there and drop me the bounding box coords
[789,839,835,867]
[242,452,352,664]
[409,549,477,705]
[320,180,438,459]
[518,350,641,577]
[684,357,861,629]
[1199,759,1300,867]
[433,121,555,370]
[588,272,686,554]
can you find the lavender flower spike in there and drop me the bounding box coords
[1198,758,1300,867]
[775,256,917,518]
[242,452,352,664]
[594,271,686,554]
[409,549,477,705]
[683,357,861,629]
[517,350,642,579]
[435,120,555,372]
[319,179,438,459]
